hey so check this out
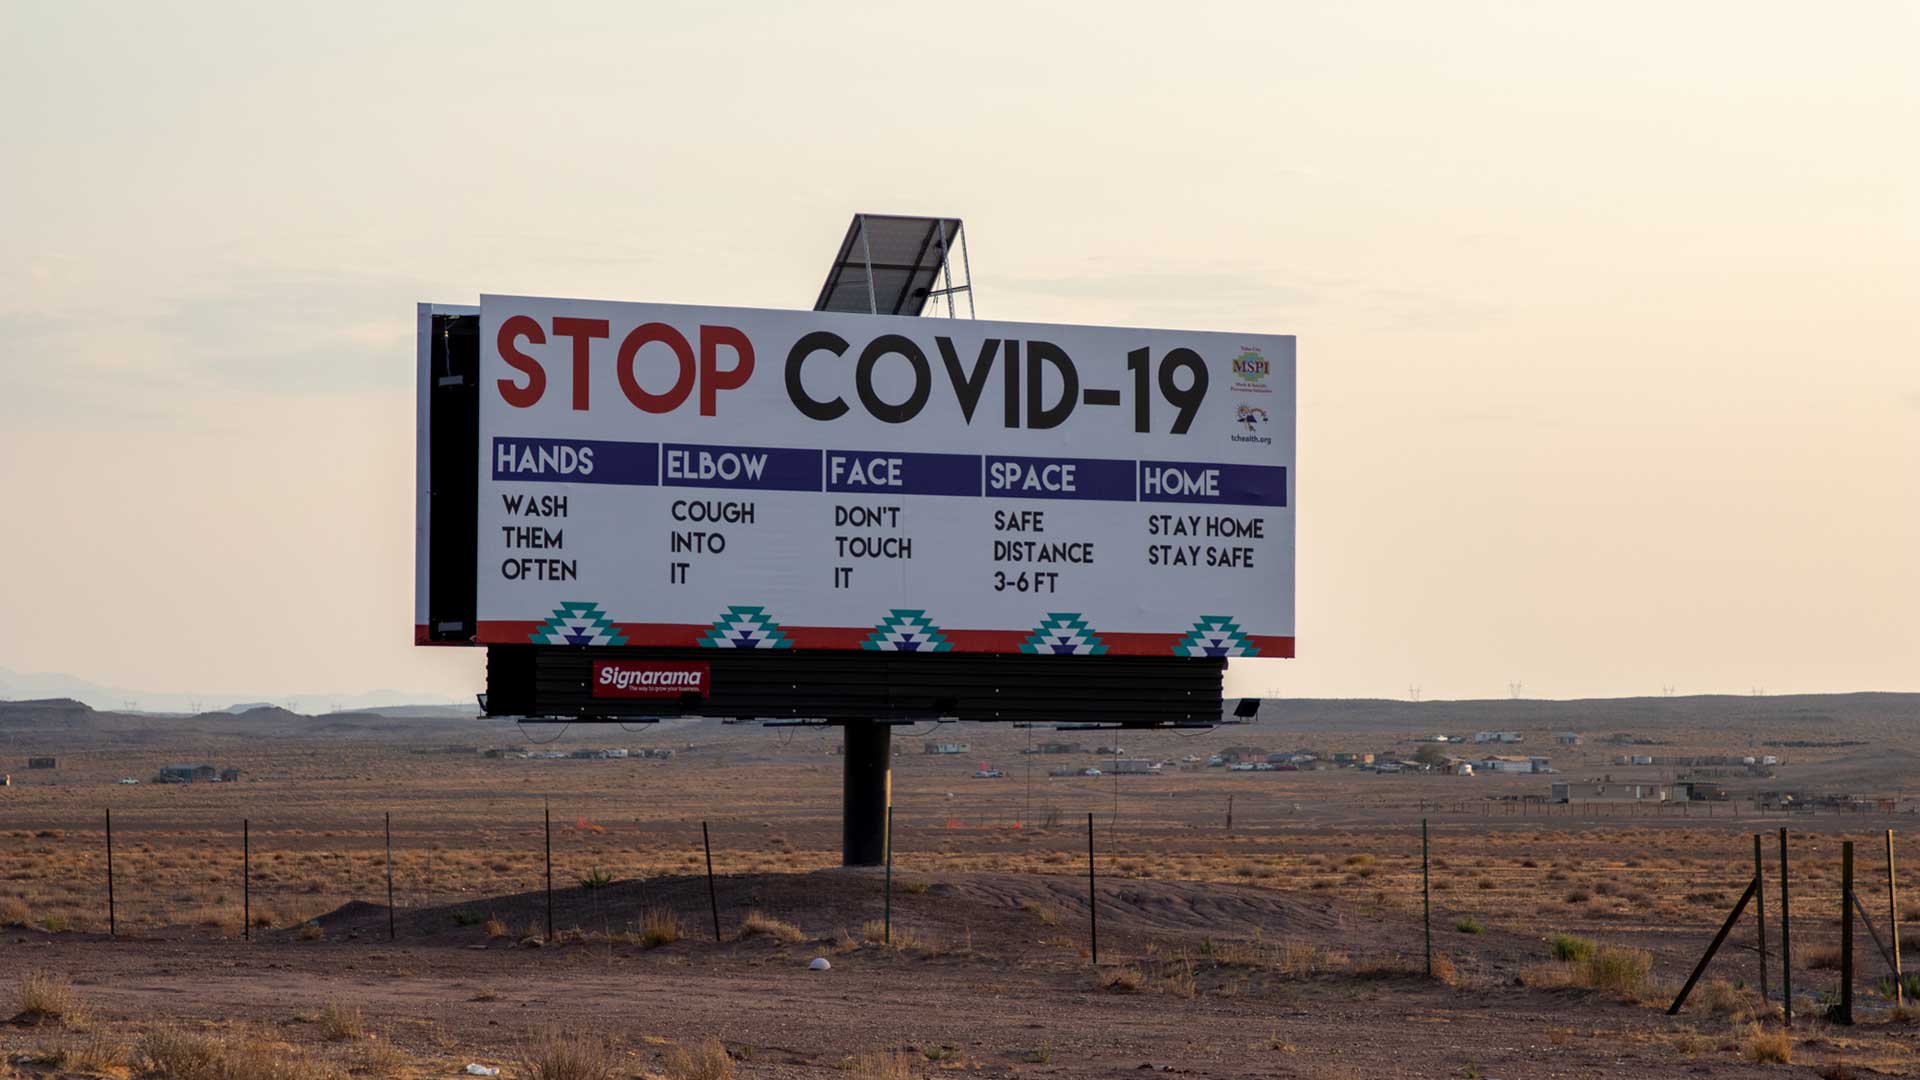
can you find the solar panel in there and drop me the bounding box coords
[813,213,968,316]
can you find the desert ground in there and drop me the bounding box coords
[3,693,1920,1078]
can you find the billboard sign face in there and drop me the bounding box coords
[456,294,1295,659]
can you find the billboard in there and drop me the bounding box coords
[423,295,1294,660]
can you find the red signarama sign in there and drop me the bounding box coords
[591,660,709,699]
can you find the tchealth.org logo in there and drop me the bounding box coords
[1230,347,1271,392]
[591,660,709,699]
[1231,404,1272,445]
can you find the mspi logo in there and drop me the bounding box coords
[590,660,710,700]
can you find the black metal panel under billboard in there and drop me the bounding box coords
[485,646,1225,726]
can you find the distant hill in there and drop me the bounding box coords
[1247,692,1920,735]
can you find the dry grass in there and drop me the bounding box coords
[354,1036,409,1077]
[518,1028,620,1080]
[16,969,89,1026]
[641,907,685,948]
[1695,978,1757,1020]
[484,915,510,938]
[662,1037,733,1080]
[29,1030,128,1072]
[847,1049,914,1080]
[0,894,30,926]
[739,910,804,943]
[1741,1023,1791,1064]
[317,1000,364,1039]
[139,1027,349,1080]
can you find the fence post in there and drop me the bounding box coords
[884,805,893,945]
[1889,829,1904,1008]
[1423,818,1432,978]
[385,811,395,941]
[105,809,115,938]
[243,818,250,942]
[1754,833,1769,1009]
[543,799,554,942]
[1779,827,1792,1026]
[1226,794,1233,831]
[702,820,721,943]
[1839,840,1854,1024]
[1087,811,1098,968]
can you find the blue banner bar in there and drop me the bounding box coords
[1138,460,1289,507]
[984,455,1136,502]
[825,450,982,497]
[662,443,822,492]
[491,437,658,485]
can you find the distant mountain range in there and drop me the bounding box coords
[0,665,468,715]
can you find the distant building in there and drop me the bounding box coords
[1330,752,1374,766]
[1094,746,1125,756]
[1475,731,1522,744]
[1109,759,1163,775]
[1476,755,1536,773]
[1554,732,1582,746]
[1552,780,1669,803]
[157,764,217,783]
[924,741,970,755]
[1029,742,1084,756]
[219,767,243,783]
[27,757,56,770]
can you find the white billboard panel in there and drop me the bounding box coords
[458,294,1294,659]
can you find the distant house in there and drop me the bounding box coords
[157,764,217,783]
[1094,746,1125,756]
[1554,732,1582,746]
[482,748,508,759]
[924,741,970,755]
[27,757,56,770]
[1474,731,1522,744]
[571,748,608,760]
[1029,742,1084,756]
[1476,755,1535,773]
[219,767,243,783]
[1330,751,1374,766]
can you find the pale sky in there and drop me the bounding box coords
[2,1,1915,705]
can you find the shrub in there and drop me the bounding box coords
[519,1028,619,1080]
[662,1038,732,1080]
[1565,888,1591,903]
[1576,945,1651,995]
[1741,1024,1791,1064]
[451,909,483,927]
[0,895,29,926]
[1429,952,1459,985]
[17,970,88,1026]
[1549,933,1595,962]
[641,908,684,948]
[1100,967,1144,993]
[1454,918,1484,934]
[577,868,614,890]
[484,916,509,938]
[318,1000,363,1040]
[740,910,804,943]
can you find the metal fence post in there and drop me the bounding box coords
[1753,833,1769,1008]
[1779,828,1792,1026]
[1839,840,1854,1024]
[385,811,395,941]
[105,808,116,938]
[543,800,554,941]
[1889,829,1904,1007]
[702,821,721,943]
[243,818,250,942]
[884,805,894,945]
[1087,812,1098,967]
[1423,818,1432,978]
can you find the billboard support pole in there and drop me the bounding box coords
[242,819,250,942]
[884,805,894,945]
[842,721,892,867]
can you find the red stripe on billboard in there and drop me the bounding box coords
[476,621,1293,658]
